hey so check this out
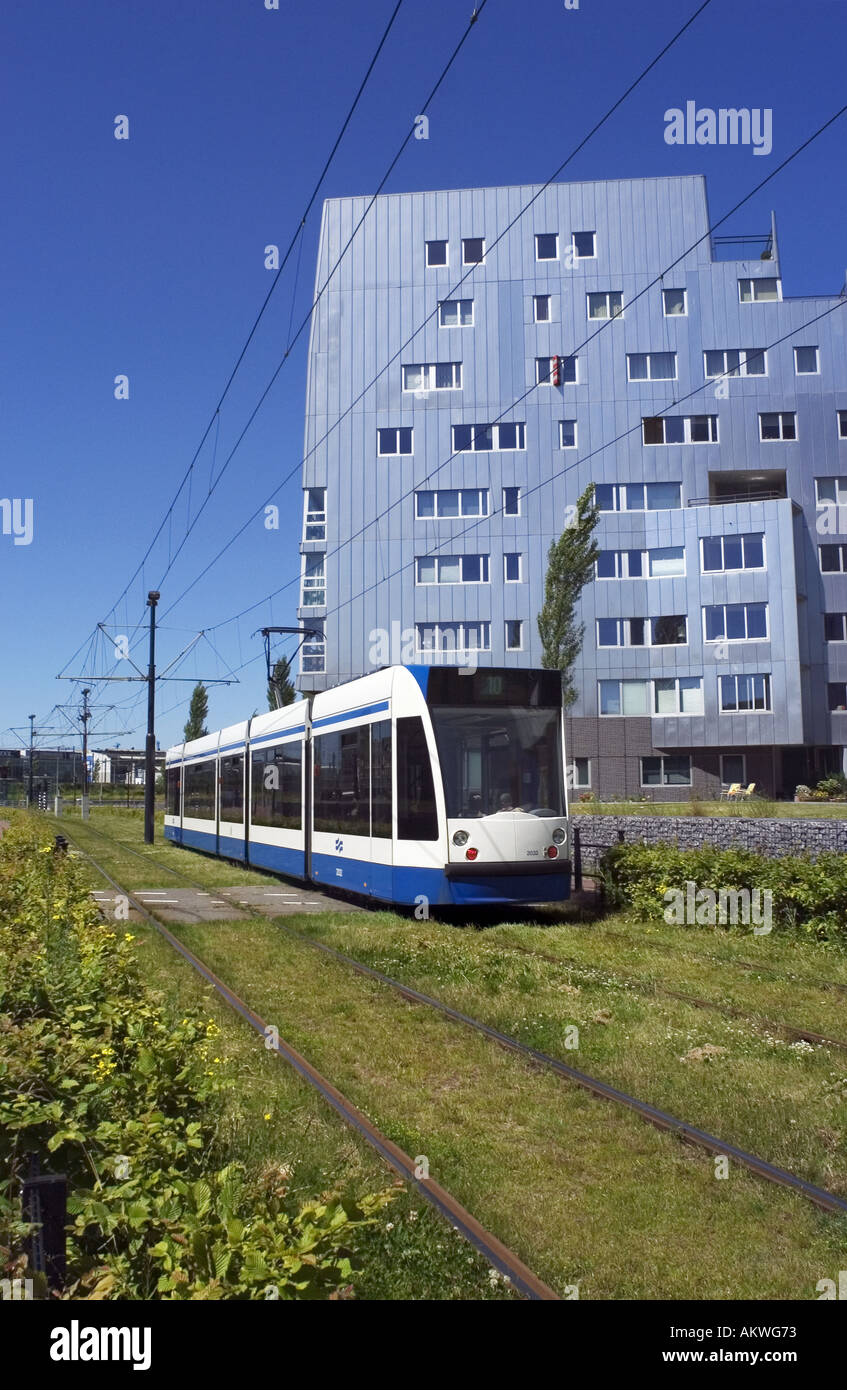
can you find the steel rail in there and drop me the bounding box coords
[63,819,847,1219]
[66,835,560,1300]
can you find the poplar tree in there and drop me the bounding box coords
[537,484,600,707]
[267,655,296,710]
[183,683,209,741]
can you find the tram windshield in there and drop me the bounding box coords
[424,670,565,818]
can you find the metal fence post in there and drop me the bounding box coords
[573,824,582,892]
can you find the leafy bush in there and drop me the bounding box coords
[600,841,847,942]
[0,819,392,1298]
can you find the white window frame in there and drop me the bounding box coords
[415,554,490,586]
[816,478,847,506]
[824,612,847,642]
[820,543,847,574]
[533,294,551,323]
[599,678,703,717]
[503,552,522,583]
[640,754,693,788]
[626,352,678,382]
[300,554,326,608]
[462,237,485,266]
[586,290,623,321]
[794,345,820,375]
[301,632,326,674]
[701,533,766,574]
[759,411,797,442]
[402,362,462,393]
[662,288,688,317]
[594,482,682,512]
[536,355,578,386]
[377,426,413,457]
[535,233,559,262]
[571,231,596,260]
[738,277,781,303]
[839,410,847,440]
[438,299,474,327]
[596,616,687,648]
[703,348,768,379]
[595,548,685,579]
[829,682,847,712]
[452,423,526,453]
[570,758,591,789]
[505,619,524,651]
[719,673,772,714]
[720,753,747,787]
[425,239,448,268]
[642,416,718,445]
[303,487,326,543]
[502,486,521,516]
[558,419,578,449]
[703,602,769,644]
[414,488,489,520]
[416,621,491,654]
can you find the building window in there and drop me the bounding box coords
[504,553,521,582]
[572,231,596,259]
[600,678,702,717]
[301,554,325,607]
[662,288,687,316]
[643,415,718,445]
[402,362,462,392]
[462,237,485,265]
[559,419,577,449]
[824,613,847,641]
[439,299,473,327]
[426,239,448,267]
[536,355,577,385]
[820,544,847,573]
[759,411,796,442]
[303,487,326,542]
[417,621,490,653]
[535,233,558,261]
[597,616,687,647]
[626,352,677,381]
[739,277,781,302]
[701,533,764,573]
[533,294,551,322]
[839,410,847,440]
[721,754,746,787]
[415,554,489,585]
[377,426,413,456]
[505,619,523,650]
[641,755,692,787]
[587,291,623,320]
[570,758,591,789]
[816,478,847,505]
[720,674,771,713]
[828,684,847,712]
[416,488,488,519]
[703,348,767,378]
[794,346,820,375]
[596,547,684,579]
[452,423,525,452]
[503,486,521,516]
[704,603,768,642]
[594,482,681,511]
[301,628,326,673]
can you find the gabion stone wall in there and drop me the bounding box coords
[572,814,847,862]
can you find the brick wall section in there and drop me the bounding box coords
[573,813,847,863]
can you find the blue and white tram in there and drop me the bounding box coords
[164,665,571,907]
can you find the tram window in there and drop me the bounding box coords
[251,741,301,829]
[166,767,181,817]
[396,716,438,840]
[313,728,370,836]
[184,760,216,819]
[371,720,393,838]
[219,754,244,823]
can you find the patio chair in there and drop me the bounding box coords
[741,783,757,799]
[720,783,741,801]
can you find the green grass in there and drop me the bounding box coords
[45,808,847,1300]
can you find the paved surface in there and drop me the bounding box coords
[92,883,364,924]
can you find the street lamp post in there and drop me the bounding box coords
[144,592,160,845]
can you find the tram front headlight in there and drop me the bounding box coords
[452,829,469,847]
[552,827,566,846]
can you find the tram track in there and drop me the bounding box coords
[60,818,847,1220]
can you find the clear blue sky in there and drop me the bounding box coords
[2,0,846,751]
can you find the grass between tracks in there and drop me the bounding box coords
[51,809,847,1299]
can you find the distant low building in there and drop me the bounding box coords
[92,749,166,785]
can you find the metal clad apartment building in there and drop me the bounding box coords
[297,174,847,800]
